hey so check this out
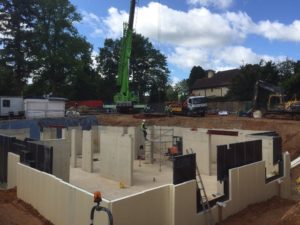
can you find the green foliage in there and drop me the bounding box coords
[187,66,206,90]
[96,33,169,103]
[227,60,280,101]
[0,0,98,99]
[281,60,300,98]
[0,0,37,94]
[96,39,121,102]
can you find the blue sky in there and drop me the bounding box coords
[70,0,300,84]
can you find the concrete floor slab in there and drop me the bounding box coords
[70,154,218,201]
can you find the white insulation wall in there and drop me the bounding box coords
[8,151,291,225]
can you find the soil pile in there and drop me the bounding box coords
[0,188,53,225]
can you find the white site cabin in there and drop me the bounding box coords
[0,96,24,117]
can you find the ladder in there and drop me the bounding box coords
[186,149,214,225]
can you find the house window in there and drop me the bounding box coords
[2,100,10,107]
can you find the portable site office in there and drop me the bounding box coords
[0,96,24,117]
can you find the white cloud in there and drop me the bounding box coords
[80,10,103,38]
[168,46,285,71]
[103,7,129,38]
[255,20,300,42]
[168,47,209,69]
[90,2,298,74]
[187,0,233,9]
[103,3,247,48]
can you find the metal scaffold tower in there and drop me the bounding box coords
[144,127,174,172]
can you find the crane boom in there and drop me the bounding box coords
[114,0,138,112]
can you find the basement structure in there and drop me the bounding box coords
[0,116,291,225]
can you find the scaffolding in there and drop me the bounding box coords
[144,127,174,172]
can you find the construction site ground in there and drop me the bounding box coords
[1,114,300,225]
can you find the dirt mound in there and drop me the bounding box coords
[217,196,298,225]
[97,114,300,159]
[0,188,53,225]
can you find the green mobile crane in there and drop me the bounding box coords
[113,0,141,113]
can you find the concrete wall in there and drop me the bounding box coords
[7,153,20,189]
[82,130,93,172]
[92,126,99,153]
[128,126,143,159]
[222,160,279,219]
[70,127,82,167]
[8,150,291,225]
[0,128,30,140]
[16,163,109,225]
[111,185,172,225]
[40,127,57,140]
[99,129,133,186]
[183,128,211,175]
[34,139,71,182]
[173,180,218,225]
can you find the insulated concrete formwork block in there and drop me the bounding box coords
[261,138,278,176]
[99,133,133,186]
[111,185,172,225]
[222,168,239,219]
[47,175,61,224]
[75,127,83,155]
[173,181,197,225]
[280,152,291,199]
[41,127,57,140]
[128,127,138,159]
[34,139,71,182]
[92,126,99,153]
[7,153,20,189]
[183,129,210,175]
[70,128,82,168]
[82,130,93,173]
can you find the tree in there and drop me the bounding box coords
[23,0,97,99]
[282,60,300,98]
[187,66,206,90]
[95,39,120,102]
[227,61,280,101]
[0,0,37,95]
[96,33,169,103]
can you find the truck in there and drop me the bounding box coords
[0,96,24,117]
[169,96,207,116]
[252,80,300,119]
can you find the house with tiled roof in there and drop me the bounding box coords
[191,69,241,97]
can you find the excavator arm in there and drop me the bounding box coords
[252,80,284,111]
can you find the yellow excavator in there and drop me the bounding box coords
[252,80,300,119]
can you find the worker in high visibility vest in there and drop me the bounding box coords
[141,119,148,141]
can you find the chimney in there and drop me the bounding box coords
[207,70,215,78]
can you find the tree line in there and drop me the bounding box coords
[179,60,300,102]
[1,0,299,104]
[0,0,169,103]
